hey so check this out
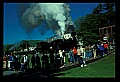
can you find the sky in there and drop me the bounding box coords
[3,3,101,45]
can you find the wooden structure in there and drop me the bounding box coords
[99,25,115,43]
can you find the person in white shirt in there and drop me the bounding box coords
[62,50,66,65]
[80,46,84,57]
[24,55,29,70]
[59,50,64,68]
[77,47,83,67]
[77,47,87,67]
[59,50,63,58]
[83,48,86,58]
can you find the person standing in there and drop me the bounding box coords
[14,55,19,72]
[3,55,7,70]
[20,55,25,71]
[77,47,82,64]
[92,44,97,58]
[88,45,92,58]
[49,47,54,67]
[80,46,84,56]
[44,54,49,70]
[7,55,11,70]
[9,54,14,70]
[26,55,30,70]
[103,42,108,55]
[96,43,100,57]
[36,54,41,70]
[109,43,113,53]
[41,54,45,69]
[24,54,28,71]
[62,50,66,66]
[78,47,87,67]
[73,47,77,63]
[99,43,104,58]
[69,48,73,63]
[55,52,61,68]
[3,52,7,70]
[6,55,9,70]
[85,46,89,58]
[18,55,21,71]
[83,47,86,58]
[59,50,64,68]
[31,54,35,69]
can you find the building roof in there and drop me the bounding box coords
[4,40,41,52]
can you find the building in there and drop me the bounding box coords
[99,24,115,43]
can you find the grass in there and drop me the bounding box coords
[54,52,115,78]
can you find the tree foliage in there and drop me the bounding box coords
[3,44,13,53]
[75,3,115,46]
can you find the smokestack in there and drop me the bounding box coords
[17,3,74,37]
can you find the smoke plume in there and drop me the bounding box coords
[17,3,73,37]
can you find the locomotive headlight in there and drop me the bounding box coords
[64,34,71,39]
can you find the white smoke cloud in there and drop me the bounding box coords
[19,3,73,37]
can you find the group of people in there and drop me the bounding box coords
[3,41,113,71]
[97,41,109,58]
[3,54,21,71]
[68,41,113,67]
[48,46,87,68]
[3,53,41,72]
[68,46,87,67]
[3,46,66,71]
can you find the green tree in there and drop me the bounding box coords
[93,4,103,14]
[75,3,115,46]
[103,3,115,24]
[4,44,13,53]
[93,3,115,25]
[75,14,99,45]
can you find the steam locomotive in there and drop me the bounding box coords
[34,25,78,53]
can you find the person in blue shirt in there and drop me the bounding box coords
[9,54,14,70]
[99,43,104,58]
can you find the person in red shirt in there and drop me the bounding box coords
[103,42,108,55]
[73,47,77,63]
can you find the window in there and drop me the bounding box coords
[108,27,111,33]
[112,26,115,33]
[99,29,103,34]
[104,28,106,34]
